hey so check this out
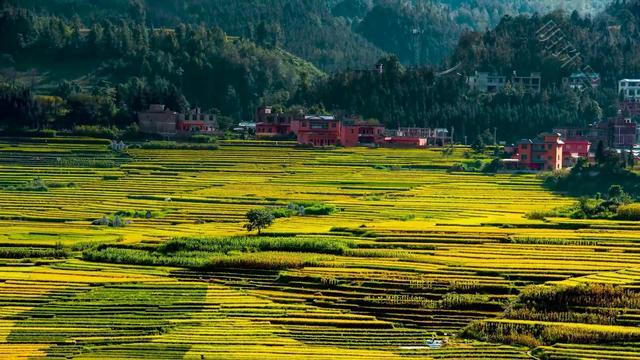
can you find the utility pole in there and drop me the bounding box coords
[451,126,455,146]
[493,127,497,146]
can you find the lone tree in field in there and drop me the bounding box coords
[244,208,274,235]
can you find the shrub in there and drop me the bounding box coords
[160,236,352,255]
[0,128,57,138]
[617,203,640,220]
[83,246,331,270]
[72,125,122,139]
[46,181,76,188]
[397,213,415,221]
[56,158,118,168]
[525,210,550,220]
[295,201,337,215]
[141,141,219,150]
[481,158,504,173]
[189,134,218,143]
[3,178,48,192]
[0,246,68,259]
[114,209,166,219]
[91,215,131,227]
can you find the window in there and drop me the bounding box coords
[521,154,527,160]
[331,123,336,128]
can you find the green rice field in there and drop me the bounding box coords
[1,137,640,359]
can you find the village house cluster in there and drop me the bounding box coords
[509,77,640,170]
[511,116,639,171]
[254,106,451,148]
[136,75,640,160]
[467,71,607,94]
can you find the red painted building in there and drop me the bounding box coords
[294,115,342,147]
[254,107,389,147]
[383,137,428,148]
[292,116,385,147]
[255,106,301,138]
[176,108,217,134]
[138,105,217,136]
[342,117,385,146]
[554,116,638,150]
[620,101,640,118]
[607,116,637,148]
[562,139,591,167]
[516,133,564,171]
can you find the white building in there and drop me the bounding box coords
[619,79,640,102]
[467,72,507,93]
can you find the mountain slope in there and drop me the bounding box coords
[5,0,383,72]
[4,0,615,71]
[0,6,324,123]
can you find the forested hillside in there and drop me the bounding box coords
[3,0,615,70]
[0,6,322,129]
[4,0,382,71]
[351,0,613,65]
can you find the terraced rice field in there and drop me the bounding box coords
[1,137,640,359]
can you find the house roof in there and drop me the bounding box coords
[305,115,335,121]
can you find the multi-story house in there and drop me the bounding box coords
[467,72,507,93]
[512,72,542,93]
[293,115,343,147]
[177,108,217,134]
[254,106,301,138]
[138,104,179,137]
[516,133,564,171]
[619,79,640,102]
[138,105,217,136]
[562,140,591,167]
[607,116,637,148]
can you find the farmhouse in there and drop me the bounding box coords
[177,108,217,134]
[294,115,342,147]
[384,127,451,147]
[467,71,542,93]
[554,116,638,150]
[512,72,541,93]
[138,105,217,136]
[254,106,301,138]
[138,104,179,137]
[467,72,506,93]
[562,139,591,167]
[619,79,640,102]
[516,133,564,171]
